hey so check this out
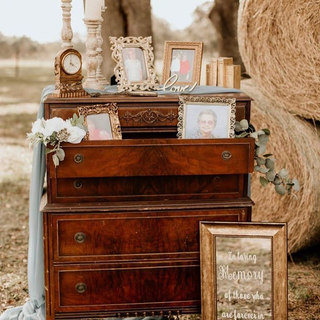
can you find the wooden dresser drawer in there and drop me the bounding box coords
[48,138,255,179]
[54,260,200,313]
[50,174,247,203]
[50,208,249,263]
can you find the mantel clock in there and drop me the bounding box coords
[54,48,88,98]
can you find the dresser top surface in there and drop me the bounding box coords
[44,92,252,104]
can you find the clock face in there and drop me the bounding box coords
[62,53,81,75]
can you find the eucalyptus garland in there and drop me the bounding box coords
[235,119,300,197]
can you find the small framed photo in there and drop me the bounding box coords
[200,222,288,320]
[77,103,122,140]
[161,41,203,86]
[109,36,158,92]
[177,96,236,139]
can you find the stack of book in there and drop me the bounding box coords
[206,57,241,89]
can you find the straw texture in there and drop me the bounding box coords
[242,79,320,253]
[238,0,320,120]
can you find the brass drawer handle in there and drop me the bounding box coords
[75,282,87,293]
[221,151,232,160]
[74,232,86,244]
[74,154,84,163]
[73,180,83,189]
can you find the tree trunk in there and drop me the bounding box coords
[101,0,153,81]
[209,0,244,72]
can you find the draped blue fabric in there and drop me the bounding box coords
[0,85,241,320]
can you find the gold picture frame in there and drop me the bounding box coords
[109,36,158,92]
[77,103,122,140]
[177,96,236,139]
[200,221,288,320]
[161,41,204,86]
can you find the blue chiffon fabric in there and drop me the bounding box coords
[0,85,241,320]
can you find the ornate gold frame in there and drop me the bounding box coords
[177,96,236,139]
[109,36,158,92]
[200,222,288,320]
[77,103,122,140]
[161,41,203,85]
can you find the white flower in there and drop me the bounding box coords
[65,120,86,144]
[42,117,67,139]
[31,118,47,135]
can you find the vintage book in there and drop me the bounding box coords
[217,57,233,87]
[226,65,241,89]
[211,58,218,86]
[206,63,213,86]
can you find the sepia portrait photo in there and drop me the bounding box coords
[177,96,236,139]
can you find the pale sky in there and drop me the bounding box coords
[0,0,208,43]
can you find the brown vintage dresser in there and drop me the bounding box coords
[42,92,255,320]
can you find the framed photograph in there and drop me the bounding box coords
[177,96,236,139]
[161,41,203,86]
[109,36,158,92]
[77,103,122,140]
[200,221,288,320]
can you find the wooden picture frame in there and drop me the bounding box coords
[161,41,203,86]
[200,222,288,320]
[109,36,158,92]
[77,103,122,140]
[177,96,236,139]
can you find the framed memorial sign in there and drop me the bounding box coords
[200,222,288,320]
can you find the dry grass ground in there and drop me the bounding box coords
[0,61,319,319]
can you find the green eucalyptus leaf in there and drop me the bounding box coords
[260,176,269,187]
[265,158,275,170]
[235,122,243,132]
[249,124,256,132]
[240,132,249,138]
[266,170,276,181]
[279,168,289,179]
[256,145,267,155]
[240,119,249,130]
[250,132,258,139]
[262,128,271,136]
[52,154,60,167]
[256,157,266,166]
[254,165,269,173]
[275,184,286,195]
[263,153,273,158]
[56,148,65,161]
[292,178,300,191]
[258,133,269,145]
[271,176,282,185]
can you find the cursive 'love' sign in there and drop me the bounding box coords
[159,74,197,93]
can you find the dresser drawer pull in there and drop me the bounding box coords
[74,154,84,163]
[74,232,86,244]
[73,180,83,189]
[221,151,232,160]
[75,282,87,293]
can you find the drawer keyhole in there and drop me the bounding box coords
[74,180,83,189]
[74,232,86,244]
[74,154,84,163]
[221,151,232,160]
[75,282,87,293]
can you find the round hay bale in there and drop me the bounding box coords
[241,79,320,253]
[238,0,320,120]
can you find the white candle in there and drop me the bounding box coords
[101,0,105,8]
[85,0,102,20]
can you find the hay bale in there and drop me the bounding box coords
[241,79,320,253]
[238,0,320,120]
